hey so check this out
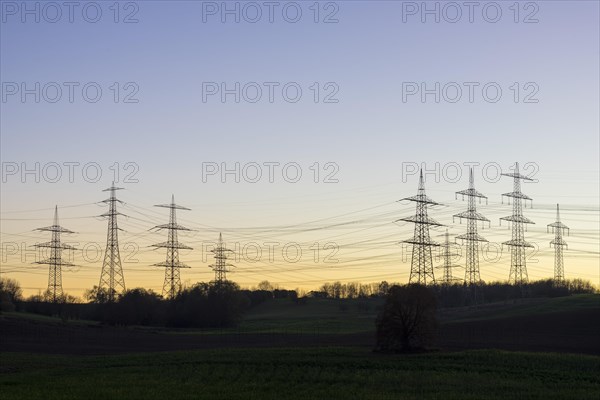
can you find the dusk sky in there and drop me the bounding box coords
[1,0,598,296]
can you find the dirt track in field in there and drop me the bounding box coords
[1,307,599,355]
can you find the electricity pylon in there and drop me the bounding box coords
[500,163,535,285]
[99,183,126,301]
[209,233,235,284]
[397,170,443,284]
[34,206,76,302]
[436,229,461,284]
[454,168,489,284]
[151,195,192,298]
[548,204,569,285]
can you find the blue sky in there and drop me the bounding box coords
[1,1,599,294]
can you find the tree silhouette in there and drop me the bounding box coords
[0,278,23,312]
[84,285,113,304]
[376,284,437,352]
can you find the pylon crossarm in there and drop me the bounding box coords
[500,215,535,224]
[102,185,124,192]
[152,222,193,231]
[550,238,568,247]
[455,232,488,242]
[154,203,192,211]
[35,259,76,267]
[101,198,124,205]
[547,221,568,230]
[399,194,442,205]
[455,188,487,199]
[502,191,532,200]
[35,225,76,233]
[100,211,127,218]
[153,261,192,269]
[151,242,193,250]
[453,210,490,222]
[396,215,443,226]
[209,263,235,269]
[403,238,440,246]
[33,241,77,250]
[501,172,534,181]
[502,239,535,248]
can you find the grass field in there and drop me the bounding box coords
[2,295,599,399]
[193,294,600,334]
[1,348,599,400]
[437,294,600,323]
[6,294,598,335]
[0,311,100,326]
[237,297,382,333]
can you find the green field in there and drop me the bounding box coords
[177,294,599,335]
[437,294,600,323]
[1,348,599,400]
[0,311,100,326]
[6,294,598,336]
[143,297,383,335]
[2,295,599,399]
[237,297,382,333]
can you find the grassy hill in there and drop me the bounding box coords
[237,297,383,334]
[5,294,597,335]
[232,294,600,334]
[437,294,600,323]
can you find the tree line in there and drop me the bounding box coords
[0,277,596,328]
[0,278,297,328]
[314,278,596,306]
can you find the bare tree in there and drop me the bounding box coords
[257,280,275,291]
[346,282,358,299]
[0,278,23,304]
[84,285,113,303]
[377,281,390,296]
[376,284,437,352]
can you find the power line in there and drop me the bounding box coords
[500,162,535,286]
[98,183,126,301]
[398,170,443,284]
[454,167,490,285]
[33,206,77,302]
[209,233,235,284]
[548,204,570,285]
[436,229,462,284]
[151,195,193,298]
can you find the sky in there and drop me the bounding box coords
[1,0,599,297]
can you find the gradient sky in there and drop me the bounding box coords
[1,0,599,297]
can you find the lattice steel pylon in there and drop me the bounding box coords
[547,204,569,285]
[99,183,126,301]
[209,233,235,284]
[500,163,535,285]
[454,168,490,284]
[397,170,443,284]
[151,195,192,298]
[436,229,461,284]
[34,206,77,302]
